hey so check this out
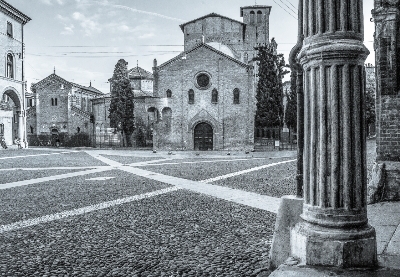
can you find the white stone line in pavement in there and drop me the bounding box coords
[84,151,123,167]
[127,158,174,167]
[200,159,296,183]
[134,157,292,167]
[0,151,78,160]
[0,186,181,233]
[119,166,282,213]
[0,166,108,171]
[0,167,112,189]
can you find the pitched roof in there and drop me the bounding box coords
[179,12,244,32]
[128,66,154,80]
[71,82,104,95]
[157,43,250,69]
[31,73,104,95]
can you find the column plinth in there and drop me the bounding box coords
[290,0,377,268]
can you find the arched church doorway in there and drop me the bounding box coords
[194,122,213,151]
[51,128,59,146]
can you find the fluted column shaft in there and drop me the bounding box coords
[290,0,377,268]
[299,0,368,228]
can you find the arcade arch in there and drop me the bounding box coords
[0,87,24,145]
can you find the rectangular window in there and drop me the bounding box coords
[7,22,12,37]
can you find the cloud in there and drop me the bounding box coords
[87,1,185,22]
[61,24,75,35]
[56,14,69,22]
[72,12,102,36]
[40,0,64,4]
[138,33,155,39]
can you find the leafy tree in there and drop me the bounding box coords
[108,59,135,147]
[255,39,289,129]
[284,70,297,131]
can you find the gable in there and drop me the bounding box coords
[157,43,250,71]
[31,74,71,92]
[179,13,244,32]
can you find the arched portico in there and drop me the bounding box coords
[0,86,25,146]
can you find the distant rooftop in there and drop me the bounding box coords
[128,66,153,80]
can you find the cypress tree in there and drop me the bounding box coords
[284,70,297,132]
[255,39,289,130]
[109,59,135,147]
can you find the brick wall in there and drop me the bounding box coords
[152,44,255,150]
[376,95,400,161]
[373,4,400,161]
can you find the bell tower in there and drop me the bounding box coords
[240,5,271,46]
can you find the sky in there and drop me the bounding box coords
[10,0,376,94]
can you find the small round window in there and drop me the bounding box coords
[196,73,210,88]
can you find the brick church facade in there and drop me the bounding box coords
[144,5,272,150]
[26,73,103,144]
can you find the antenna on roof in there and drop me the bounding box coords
[90,80,92,87]
[137,60,139,68]
[53,67,56,74]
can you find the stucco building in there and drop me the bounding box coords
[146,5,272,150]
[27,73,103,144]
[0,0,30,146]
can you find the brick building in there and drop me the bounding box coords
[0,0,30,146]
[146,5,272,150]
[372,1,400,161]
[27,73,103,144]
[372,1,400,201]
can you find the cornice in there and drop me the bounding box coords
[0,0,31,24]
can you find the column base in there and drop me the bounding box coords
[291,221,377,268]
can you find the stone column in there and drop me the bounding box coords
[290,0,377,267]
[18,111,25,143]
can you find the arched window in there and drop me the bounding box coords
[55,98,58,106]
[211,89,218,104]
[6,54,13,79]
[257,11,262,23]
[233,88,240,104]
[51,98,54,106]
[77,127,80,133]
[30,126,34,134]
[166,89,172,98]
[0,124,4,135]
[188,89,194,104]
[162,107,172,133]
[250,11,255,24]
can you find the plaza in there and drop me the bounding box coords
[0,140,399,276]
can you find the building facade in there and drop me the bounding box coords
[147,5,272,150]
[27,73,103,144]
[0,0,30,146]
[372,1,400,161]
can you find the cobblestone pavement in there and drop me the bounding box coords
[0,148,297,276]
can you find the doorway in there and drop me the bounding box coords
[194,122,213,151]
